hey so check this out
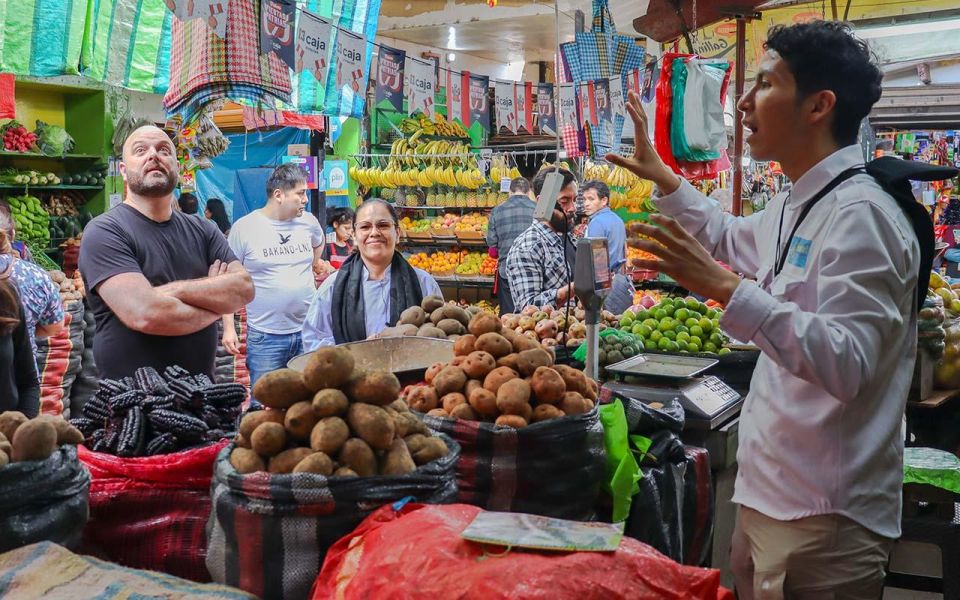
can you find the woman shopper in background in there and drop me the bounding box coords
[205,198,231,235]
[314,207,355,284]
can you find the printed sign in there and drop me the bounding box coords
[296,10,331,82]
[468,73,490,131]
[517,82,533,133]
[625,68,644,96]
[447,69,465,124]
[595,79,612,125]
[376,45,406,112]
[281,155,318,190]
[558,83,577,127]
[536,83,556,136]
[335,28,367,92]
[405,55,436,117]
[495,80,517,134]
[323,159,349,196]
[260,0,296,69]
[609,77,625,118]
[642,62,657,103]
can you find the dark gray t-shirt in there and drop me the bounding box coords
[79,204,236,379]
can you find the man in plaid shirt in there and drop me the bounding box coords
[504,168,579,310]
[486,177,536,314]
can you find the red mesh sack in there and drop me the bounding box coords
[311,503,733,600]
[78,440,229,582]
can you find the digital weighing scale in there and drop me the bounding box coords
[572,237,612,380]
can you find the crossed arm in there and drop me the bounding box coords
[98,260,255,337]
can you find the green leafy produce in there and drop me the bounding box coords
[34,120,76,157]
[5,195,50,248]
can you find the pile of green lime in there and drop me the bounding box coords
[618,297,731,356]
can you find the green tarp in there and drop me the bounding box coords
[0,0,87,76]
[81,0,171,94]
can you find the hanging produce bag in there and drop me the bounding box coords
[78,441,229,583]
[671,58,730,162]
[0,445,90,553]
[574,0,616,81]
[311,503,733,600]
[0,0,87,77]
[206,438,460,600]
[36,300,85,418]
[682,59,730,155]
[423,405,606,520]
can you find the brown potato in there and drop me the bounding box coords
[585,378,600,401]
[310,417,350,454]
[312,389,349,418]
[495,415,528,429]
[437,318,466,336]
[417,325,447,339]
[511,334,542,353]
[302,347,356,391]
[411,436,449,465]
[426,408,450,418]
[441,305,472,328]
[230,448,265,474]
[293,452,334,475]
[399,305,427,327]
[346,403,396,451]
[239,409,286,439]
[392,411,427,437]
[35,415,83,445]
[532,404,565,422]
[441,393,467,413]
[404,433,429,455]
[553,364,588,395]
[500,327,518,343]
[338,438,377,477]
[483,366,519,394]
[559,391,590,415]
[421,295,445,313]
[334,466,359,478]
[451,356,466,367]
[454,335,477,357]
[432,366,467,396]
[253,369,312,409]
[475,333,512,358]
[464,379,483,400]
[379,439,417,476]
[284,402,318,440]
[11,420,57,462]
[345,371,402,406]
[269,448,315,474]
[398,323,420,336]
[516,348,554,377]
[517,401,533,423]
[0,411,28,442]
[389,399,410,413]
[429,307,445,325]
[425,362,447,384]
[496,379,532,416]
[0,451,7,468]
[406,386,439,412]
[530,366,566,404]
[496,353,520,371]
[468,388,499,418]
[449,403,479,421]
[234,434,252,449]
[461,351,496,380]
[250,422,287,457]
[468,312,502,336]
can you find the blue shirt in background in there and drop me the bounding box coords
[586,207,627,272]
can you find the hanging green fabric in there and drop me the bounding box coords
[81,0,172,94]
[0,0,87,76]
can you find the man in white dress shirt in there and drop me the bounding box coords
[609,22,917,599]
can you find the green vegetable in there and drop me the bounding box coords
[35,120,76,157]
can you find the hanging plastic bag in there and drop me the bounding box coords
[683,60,729,154]
[598,399,643,522]
[672,59,730,162]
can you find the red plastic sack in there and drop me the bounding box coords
[78,440,229,582]
[311,503,733,600]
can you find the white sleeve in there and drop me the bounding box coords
[719,200,917,402]
[302,273,338,351]
[310,215,325,248]
[227,222,246,264]
[655,179,770,278]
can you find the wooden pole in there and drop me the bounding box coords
[732,18,746,216]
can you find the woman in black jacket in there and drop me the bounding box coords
[0,275,38,417]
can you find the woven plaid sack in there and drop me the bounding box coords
[422,405,606,521]
[78,441,229,583]
[206,436,460,600]
[36,300,85,418]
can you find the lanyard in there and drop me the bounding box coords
[774,167,862,276]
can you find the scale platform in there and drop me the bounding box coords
[604,353,744,431]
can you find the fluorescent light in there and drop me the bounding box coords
[447,53,456,62]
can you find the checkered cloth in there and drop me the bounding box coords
[560,42,582,84]
[163,0,292,121]
[503,221,574,309]
[562,123,582,157]
[487,196,536,276]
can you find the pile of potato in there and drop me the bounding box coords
[0,412,84,467]
[378,295,491,340]
[500,305,620,349]
[231,347,449,477]
[404,312,600,428]
[47,270,83,303]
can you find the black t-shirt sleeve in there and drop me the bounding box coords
[79,217,143,294]
[320,243,331,261]
[13,304,38,417]
[203,219,238,265]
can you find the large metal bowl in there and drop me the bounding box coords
[287,337,455,376]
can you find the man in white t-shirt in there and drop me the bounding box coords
[222,163,324,402]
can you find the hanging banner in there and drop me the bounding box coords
[558,83,577,127]
[260,0,296,69]
[625,68,644,97]
[163,0,191,20]
[183,0,229,38]
[495,80,518,134]
[642,62,658,103]
[468,73,490,131]
[595,79,612,125]
[405,55,436,117]
[536,83,556,136]
[375,45,405,112]
[609,77,625,118]
[296,11,331,82]
[517,82,533,133]
[446,69,465,124]
[579,82,597,126]
[334,28,367,92]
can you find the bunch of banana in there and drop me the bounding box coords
[431,114,468,138]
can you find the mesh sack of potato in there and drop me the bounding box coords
[311,502,733,600]
[0,445,90,553]
[76,440,229,583]
[206,434,459,600]
[35,300,85,417]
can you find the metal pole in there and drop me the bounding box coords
[732,18,746,217]
[584,318,600,380]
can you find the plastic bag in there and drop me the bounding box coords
[0,445,90,553]
[598,398,643,522]
[423,406,606,521]
[903,446,960,494]
[206,437,460,600]
[36,300,85,417]
[78,441,228,582]
[919,293,946,358]
[681,60,729,156]
[934,311,960,388]
[311,502,733,600]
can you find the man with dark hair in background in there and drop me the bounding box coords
[221,163,324,404]
[608,22,912,597]
[504,168,578,309]
[582,180,627,273]
[177,192,199,215]
[487,176,536,314]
